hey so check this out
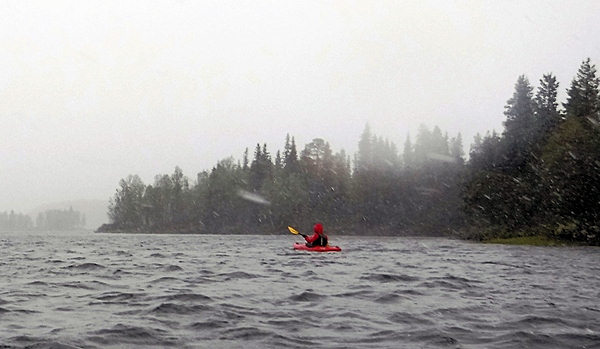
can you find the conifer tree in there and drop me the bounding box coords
[502,75,536,169]
[564,58,600,117]
[535,73,560,133]
[449,133,465,164]
[242,147,249,171]
[403,133,413,168]
[356,124,373,173]
[283,136,299,174]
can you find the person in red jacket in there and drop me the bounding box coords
[303,222,328,247]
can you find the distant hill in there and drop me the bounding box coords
[29,199,109,230]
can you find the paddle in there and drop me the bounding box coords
[288,226,306,238]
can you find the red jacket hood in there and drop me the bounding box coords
[314,223,323,234]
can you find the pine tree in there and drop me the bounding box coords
[413,124,431,166]
[535,73,561,134]
[502,75,536,169]
[242,147,249,170]
[275,150,282,171]
[449,133,465,164]
[283,136,299,174]
[403,133,413,168]
[564,58,600,118]
[249,144,263,190]
[356,124,373,173]
[504,75,535,131]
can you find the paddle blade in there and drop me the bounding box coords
[288,226,300,235]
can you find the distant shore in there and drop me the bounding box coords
[96,223,597,247]
[95,223,447,237]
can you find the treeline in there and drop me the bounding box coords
[104,58,600,245]
[103,127,465,235]
[464,58,600,244]
[35,208,86,230]
[0,208,86,231]
[0,211,34,231]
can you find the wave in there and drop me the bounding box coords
[94,291,146,303]
[288,291,326,302]
[388,312,434,326]
[64,262,105,270]
[57,280,109,290]
[26,281,49,286]
[153,293,212,302]
[19,341,83,349]
[418,277,480,290]
[361,273,420,283]
[162,264,183,272]
[217,271,262,280]
[188,320,230,330]
[87,324,177,346]
[332,290,374,299]
[149,276,181,283]
[374,293,404,303]
[217,326,273,340]
[148,302,212,315]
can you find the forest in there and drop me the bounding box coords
[102,59,600,245]
[0,207,86,231]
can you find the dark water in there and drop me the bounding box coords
[1,232,599,349]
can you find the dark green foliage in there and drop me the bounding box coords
[564,58,600,118]
[535,73,561,134]
[108,174,146,229]
[105,127,465,235]
[104,59,599,244]
[464,59,600,245]
[538,116,600,243]
[501,75,537,170]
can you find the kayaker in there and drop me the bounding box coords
[303,222,328,247]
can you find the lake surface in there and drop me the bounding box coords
[0,231,599,348]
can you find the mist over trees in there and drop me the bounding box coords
[104,59,600,245]
[36,207,86,230]
[104,123,465,236]
[0,208,86,231]
[0,211,34,231]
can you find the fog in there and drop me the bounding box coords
[2,0,599,213]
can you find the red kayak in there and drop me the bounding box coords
[293,242,341,252]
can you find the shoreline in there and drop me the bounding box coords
[94,225,595,246]
[481,235,584,247]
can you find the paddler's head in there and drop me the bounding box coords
[314,222,323,234]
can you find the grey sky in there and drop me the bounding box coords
[2,0,600,212]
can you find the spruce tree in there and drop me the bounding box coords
[356,124,373,173]
[449,133,465,164]
[502,75,536,169]
[242,147,249,170]
[564,58,600,118]
[403,133,413,168]
[535,73,560,133]
[283,136,299,174]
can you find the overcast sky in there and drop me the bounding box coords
[2,0,600,212]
